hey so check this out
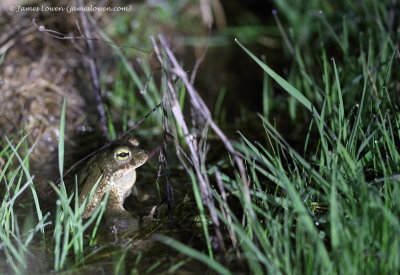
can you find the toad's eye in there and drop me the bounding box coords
[115,149,130,161]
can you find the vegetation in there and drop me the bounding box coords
[1,0,400,274]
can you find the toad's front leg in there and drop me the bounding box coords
[105,187,139,232]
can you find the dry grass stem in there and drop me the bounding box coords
[157,35,255,223]
[151,35,256,251]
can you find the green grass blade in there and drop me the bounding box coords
[235,39,319,118]
[59,97,67,177]
[156,235,232,275]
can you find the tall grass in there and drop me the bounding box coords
[0,135,48,274]
[1,0,399,273]
[0,99,109,273]
[157,0,400,274]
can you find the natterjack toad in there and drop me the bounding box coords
[78,136,148,231]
